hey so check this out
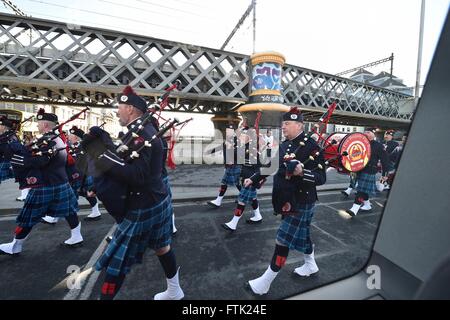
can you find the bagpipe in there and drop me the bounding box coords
[146,80,192,169]
[10,108,89,189]
[68,122,105,160]
[0,115,34,145]
[27,107,90,159]
[84,83,182,222]
[113,82,183,162]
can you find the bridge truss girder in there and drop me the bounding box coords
[0,13,412,128]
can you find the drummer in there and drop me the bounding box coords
[346,128,389,217]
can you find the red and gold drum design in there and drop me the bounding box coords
[322,132,371,173]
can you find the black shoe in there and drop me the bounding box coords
[84,215,101,221]
[345,209,356,217]
[340,191,349,197]
[221,223,235,231]
[61,241,83,248]
[40,218,57,225]
[207,201,220,208]
[246,219,262,224]
[105,236,113,243]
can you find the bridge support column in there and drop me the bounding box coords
[211,112,242,138]
[237,51,289,128]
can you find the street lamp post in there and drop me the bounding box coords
[415,0,426,101]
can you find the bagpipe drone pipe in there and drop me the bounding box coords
[9,108,89,189]
[82,84,181,222]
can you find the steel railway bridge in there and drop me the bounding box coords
[0,13,414,129]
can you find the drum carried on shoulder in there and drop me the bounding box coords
[321,132,371,174]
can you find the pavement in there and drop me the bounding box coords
[0,164,390,300]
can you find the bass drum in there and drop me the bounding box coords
[321,132,371,174]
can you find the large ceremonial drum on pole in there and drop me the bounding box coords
[322,132,371,174]
[237,51,289,127]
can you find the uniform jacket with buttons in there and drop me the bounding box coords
[10,133,68,188]
[93,118,167,212]
[251,131,327,212]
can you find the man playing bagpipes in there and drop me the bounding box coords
[81,85,184,300]
[0,109,83,255]
[0,116,17,184]
[243,107,327,295]
[222,125,265,231]
[0,116,32,201]
[207,123,242,208]
[41,125,103,224]
[346,128,389,216]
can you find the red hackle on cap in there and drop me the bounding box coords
[289,106,300,114]
[37,108,46,115]
[122,85,136,96]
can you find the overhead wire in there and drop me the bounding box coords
[22,0,200,34]
[164,0,215,10]
[135,0,216,20]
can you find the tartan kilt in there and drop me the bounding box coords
[276,203,315,253]
[0,161,14,183]
[71,176,94,199]
[238,185,258,204]
[356,172,377,196]
[221,165,241,186]
[16,182,79,228]
[95,194,173,276]
[162,175,172,199]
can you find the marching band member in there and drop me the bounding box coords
[0,109,83,255]
[244,107,326,295]
[346,128,389,216]
[0,116,16,185]
[83,86,184,300]
[222,126,264,231]
[41,126,102,224]
[0,117,31,202]
[382,130,399,190]
[386,134,406,188]
[207,124,242,208]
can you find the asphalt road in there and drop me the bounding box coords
[0,190,387,300]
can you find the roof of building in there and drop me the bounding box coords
[378,78,407,88]
[350,68,374,77]
[370,71,400,82]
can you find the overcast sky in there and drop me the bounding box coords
[2,0,448,85]
[1,0,449,135]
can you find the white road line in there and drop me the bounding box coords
[310,223,349,248]
[63,224,116,300]
[0,210,97,222]
[375,201,384,208]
